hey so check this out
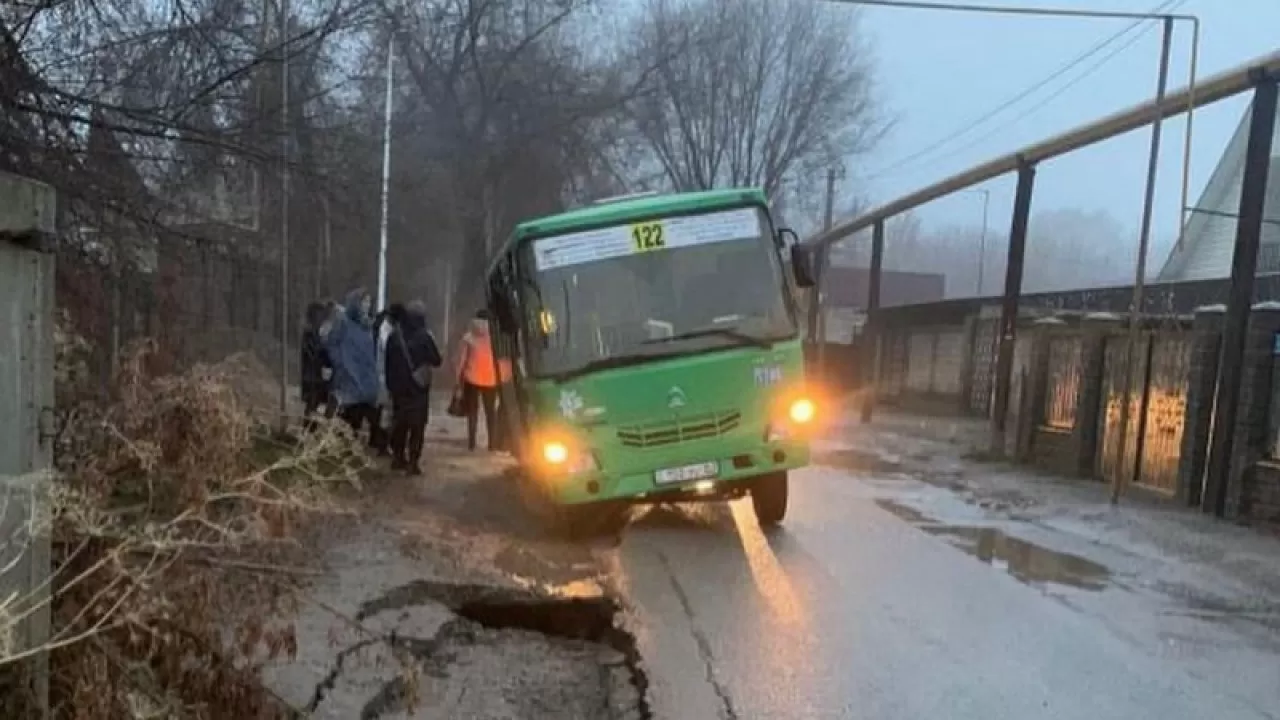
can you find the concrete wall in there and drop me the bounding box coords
[0,172,55,711]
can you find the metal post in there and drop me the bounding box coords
[990,159,1036,449]
[321,193,331,298]
[376,35,394,311]
[1111,15,1173,504]
[278,0,291,427]
[816,167,837,373]
[1203,74,1279,517]
[860,219,885,423]
[975,188,990,295]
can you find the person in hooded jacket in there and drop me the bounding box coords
[385,300,443,474]
[325,288,381,443]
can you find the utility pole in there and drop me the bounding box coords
[277,0,291,427]
[974,188,990,295]
[1111,15,1173,504]
[816,167,838,370]
[319,193,331,298]
[376,34,394,311]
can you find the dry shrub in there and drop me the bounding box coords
[3,339,369,719]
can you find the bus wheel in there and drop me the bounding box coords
[750,472,788,529]
[554,502,628,541]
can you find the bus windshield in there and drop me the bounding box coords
[520,205,796,379]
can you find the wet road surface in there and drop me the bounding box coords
[609,463,1280,720]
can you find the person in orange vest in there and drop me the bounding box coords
[456,309,499,451]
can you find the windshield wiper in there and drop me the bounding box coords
[547,353,659,383]
[641,326,774,349]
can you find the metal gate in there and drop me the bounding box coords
[1099,336,1145,485]
[1097,332,1191,494]
[1137,334,1192,493]
[969,318,997,415]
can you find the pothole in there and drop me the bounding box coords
[352,580,652,720]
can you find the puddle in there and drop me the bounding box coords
[924,526,1110,591]
[817,448,904,474]
[874,498,932,525]
[873,499,1110,591]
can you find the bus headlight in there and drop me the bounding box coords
[540,440,597,474]
[789,397,816,424]
[543,441,569,465]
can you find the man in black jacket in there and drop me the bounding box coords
[385,300,443,474]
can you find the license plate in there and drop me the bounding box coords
[654,461,719,485]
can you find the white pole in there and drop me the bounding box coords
[376,35,394,310]
[278,0,291,426]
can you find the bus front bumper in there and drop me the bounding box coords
[536,438,811,506]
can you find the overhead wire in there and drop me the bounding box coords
[906,5,1181,173]
[863,0,1185,182]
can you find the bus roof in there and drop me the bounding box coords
[484,187,769,279]
[493,187,769,267]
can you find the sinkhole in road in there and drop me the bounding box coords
[355,579,653,720]
[875,498,1111,591]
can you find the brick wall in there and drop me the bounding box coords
[1247,463,1280,529]
[1029,427,1077,473]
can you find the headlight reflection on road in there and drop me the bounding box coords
[729,501,808,630]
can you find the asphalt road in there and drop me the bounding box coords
[609,463,1280,720]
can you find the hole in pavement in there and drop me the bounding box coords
[874,500,1110,591]
[357,580,653,720]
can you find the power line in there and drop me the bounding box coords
[825,0,1194,22]
[863,0,1184,181]
[902,6,1176,174]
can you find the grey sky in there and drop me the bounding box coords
[845,0,1280,250]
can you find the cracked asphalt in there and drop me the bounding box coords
[257,411,1280,720]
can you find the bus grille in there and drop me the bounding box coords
[616,411,741,448]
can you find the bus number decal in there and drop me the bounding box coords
[630,221,666,252]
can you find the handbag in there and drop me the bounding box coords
[447,385,467,417]
[395,330,429,388]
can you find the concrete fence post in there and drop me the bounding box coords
[1176,305,1225,507]
[1224,303,1280,520]
[0,171,56,717]
[958,314,979,415]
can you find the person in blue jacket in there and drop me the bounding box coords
[325,288,381,444]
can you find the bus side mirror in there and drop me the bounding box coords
[776,227,799,251]
[790,244,816,288]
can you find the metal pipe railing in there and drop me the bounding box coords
[806,49,1280,249]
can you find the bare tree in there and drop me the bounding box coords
[626,0,881,200]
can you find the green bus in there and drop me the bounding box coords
[484,187,819,536]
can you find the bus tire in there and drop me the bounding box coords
[750,471,788,529]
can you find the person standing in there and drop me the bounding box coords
[456,309,499,451]
[300,302,332,424]
[324,288,381,442]
[385,300,442,474]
